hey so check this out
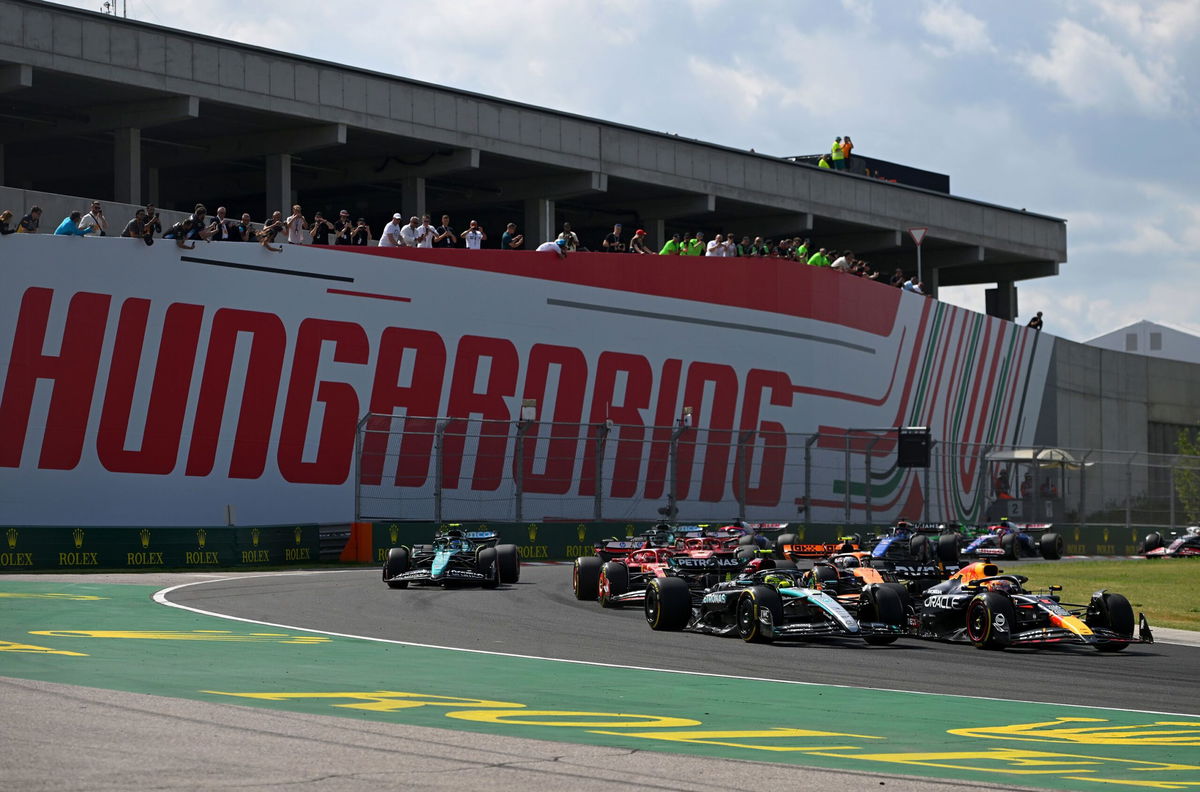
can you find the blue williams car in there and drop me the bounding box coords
[961,518,1063,561]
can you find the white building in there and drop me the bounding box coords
[1086,320,1200,365]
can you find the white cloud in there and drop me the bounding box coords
[1024,19,1184,116]
[1091,0,1200,47]
[919,1,995,57]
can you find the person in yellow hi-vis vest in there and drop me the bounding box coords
[831,137,845,170]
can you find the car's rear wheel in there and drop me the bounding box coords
[573,556,602,600]
[965,591,1016,649]
[775,533,797,558]
[382,547,409,589]
[1088,592,1135,651]
[736,585,783,643]
[738,533,756,546]
[1141,532,1164,553]
[735,546,758,561]
[598,561,629,608]
[910,533,931,563]
[809,563,839,587]
[1001,532,1021,560]
[478,547,499,589]
[936,533,960,564]
[861,584,905,645]
[645,577,691,631]
[496,543,521,583]
[1039,532,1064,560]
[772,559,798,571]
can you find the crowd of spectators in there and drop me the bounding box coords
[1,197,932,294]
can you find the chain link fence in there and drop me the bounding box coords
[356,413,1197,532]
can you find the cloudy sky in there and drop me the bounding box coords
[55,0,1199,343]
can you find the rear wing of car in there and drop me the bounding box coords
[667,555,749,574]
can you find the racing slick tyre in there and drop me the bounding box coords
[936,533,960,564]
[910,534,931,563]
[879,581,913,610]
[598,562,629,608]
[1141,532,1164,554]
[774,534,798,559]
[1039,532,1064,560]
[965,591,1016,650]
[645,576,691,631]
[810,564,839,586]
[1087,592,1135,652]
[738,533,757,546]
[573,556,603,600]
[1001,532,1021,560]
[496,543,521,583]
[382,547,410,589]
[861,584,906,645]
[735,546,758,561]
[772,559,798,571]
[736,585,784,643]
[477,547,500,589]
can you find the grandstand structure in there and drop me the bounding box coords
[0,0,1064,316]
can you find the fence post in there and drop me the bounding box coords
[864,436,878,529]
[1169,464,1176,533]
[354,413,368,522]
[737,430,753,522]
[594,422,609,521]
[514,420,528,522]
[1079,450,1091,531]
[1125,452,1134,534]
[664,419,688,521]
[434,420,446,525]
[805,434,819,534]
[924,441,936,522]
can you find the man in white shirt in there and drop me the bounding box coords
[831,250,853,271]
[399,216,421,247]
[379,213,405,247]
[535,239,568,259]
[77,200,109,236]
[463,220,486,249]
[705,233,727,256]
[415,214,437,248]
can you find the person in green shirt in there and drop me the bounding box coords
[818,155,832,169]
[795,238,809,261]
[660,233,683,255]
[683,231,705,256]
[807,247,832,267]
[831,137,845,170]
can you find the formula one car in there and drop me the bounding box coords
[644,563,907,644]
[1142,526,1200,558]
[864,520,961,565]
[961,518,1064,560]
[911,561,1152,651]
[774,534,860,560]
[382,528,520,589]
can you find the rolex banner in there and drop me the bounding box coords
[0,525,320,570]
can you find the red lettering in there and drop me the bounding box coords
[580,352,653,498]
[520,344,587,495]
[277,319,370,485]
[96,300,204,474]
[185,309,287,478]
[0,288,111,470]
[676,362,738,501]
[734,369,793,507]
[643,358,682,500]
[442,336,518,491]
[362,327,447,487]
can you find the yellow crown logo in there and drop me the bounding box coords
[389,524,399,544]
[72,527,85,549]
[625,524,635,537]
[196,528,207,549]
[527,524,538,542]
[6,528,17,550]
[1074,526,1081,541]
[1103,527,1110,542]
[139,528,151,549]
[251,528,261,547]
[577,524,587,542]
[294,526,302,545]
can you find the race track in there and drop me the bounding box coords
[165,564,1200,715]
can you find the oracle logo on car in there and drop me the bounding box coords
[0,287,796,505]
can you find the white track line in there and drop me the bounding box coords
[153,569,1200,720]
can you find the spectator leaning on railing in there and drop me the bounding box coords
[0,210,14,235]
[54,211,94,236]
[17,205,42,233]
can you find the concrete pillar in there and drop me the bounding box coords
[113,127,141,205]
[643,218,666,252]
[147,167,159,206]
[924,266,939,299]
[401,177,426,219]
[524,197,555,246]
[265,153,293,218]
[985,280,1018,321]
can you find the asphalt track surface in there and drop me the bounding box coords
[166,564,1200,715]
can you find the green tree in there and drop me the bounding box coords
[1177,425,1200,524]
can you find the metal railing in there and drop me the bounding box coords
[355,413,1196,531]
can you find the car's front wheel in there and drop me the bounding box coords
[382,547,409,589]
[736,586,783,643]
[965,591,1015,649]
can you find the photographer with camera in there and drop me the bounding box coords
[310,211,335,245]
[351,217,372,246]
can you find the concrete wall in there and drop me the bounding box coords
[0,186,189,232]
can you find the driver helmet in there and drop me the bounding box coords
[649,532,673,547]
[984,579,1016,594]
[1187,526,1200,537]
[448,538,465,551]
[762,573,792,590]
[833,555,860,569]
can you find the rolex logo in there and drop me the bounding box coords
[72,527,85,549]
[139,528,151,549]
[577,524,587,542]
[294,526,302,545]
[527,524,538,542]
[251,528,261,547]
[6,528,17,550]
[196,528,207,549]
[389,524,399,544]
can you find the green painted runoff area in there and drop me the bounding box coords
[0,580,1197,790]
